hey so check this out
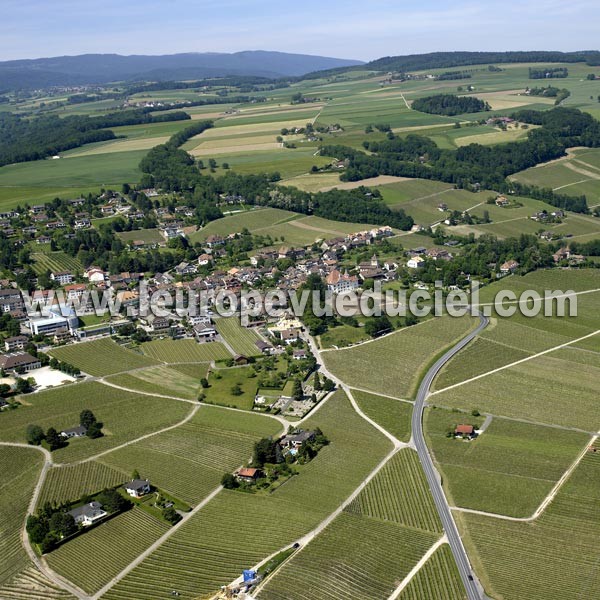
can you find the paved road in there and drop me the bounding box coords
[411,313,489,600]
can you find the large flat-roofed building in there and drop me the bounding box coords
[28,305,79,336]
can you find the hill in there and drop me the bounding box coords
[0,51,364,90]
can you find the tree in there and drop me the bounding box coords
[162,506,181,524]
[96,488,131,513]
[132,469,140,480]
[364,315,392,338]
[15,377,33,394]
[45,427,64,451]
[26,424,45,445]
[322,378,335,392]
[26,515,49,544]
[200,377,209,389]
[48,512,76,538]
[79,409,97,429]
[230,383,243,396]
[87,421,104,439]
[313,372,321,391]
[292,378,303,402]
[221,473,239,489]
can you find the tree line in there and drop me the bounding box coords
[411,94,490,116]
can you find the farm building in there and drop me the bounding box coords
[60,425,87,439]
[235,468,263,483]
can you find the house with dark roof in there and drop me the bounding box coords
[4,335,29,352]
[68,501,107,526]
[60,425,87,439]
[124,479,151,498]
[279,430,316,450]
[0,352,41,372]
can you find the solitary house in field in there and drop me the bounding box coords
[454,424,476,438]
[60,425,87,439]
[68,501,107,526]
[235,467,262,483]
[279,430,316,450]
[124,479,151,498]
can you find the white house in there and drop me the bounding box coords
[407,256,425,269]
[124,479,151,498]
[68,501,107,527]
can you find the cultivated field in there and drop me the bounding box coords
[140,338,231,362]
[101,391,392,599]
[426,409,590,517]
[30,251,84,276]
[0,446,44,588]
[458,445,600,599]
[47,508,170,594]
[106,364,204,400]
[352,389,412,442]
[99,405,282,504]
[0,381,190,463]
[49,338,160,376]
[214,318,263,356]
[398,544,467,600]
[322,316,476,398]
[38,460,126,507]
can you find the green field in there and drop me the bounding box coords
[105,364,204,400]
[49,338,160,376]
[30,251,84,275]
[116,228,165,244]
[459,444,600,599]
[352,389,412,442]
[426,409,590,516]
[398,544,467,600]
[140,338,232,362]
[0,381,190,463]
[0,446,44,587]
[99,405,282,504]
[322,316,476,398]
[47,508,170,594]
[318,323,370,348]
[37,460,126,507]
[214,318,263,356]
[202,365,259,410]
[259,451,443,599]
[102,391,392,599]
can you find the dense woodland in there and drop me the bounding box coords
[0,108,190,167]
[411,94,489,116]
[529,67,569,79]
[320,107,600,213]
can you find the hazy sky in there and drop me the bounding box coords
[2,0,598,62]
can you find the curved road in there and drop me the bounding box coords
[411,313,489,600]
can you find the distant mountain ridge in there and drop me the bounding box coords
[301,50,600,79]
[0,51,364,90]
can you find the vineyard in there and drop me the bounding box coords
[352,389,413,442]
[347,450,443,534]
[49,338,160,376]
[398,544,466,600]
[30,251,83,276]
[101,392,393,598]
[140,338,231,362]
[214,318,263,356]
[46,508,170,594]
[0,381,190,462]
[105,364,204,400]
[460,447,600,599]
[98,405,282,505]
[0,446,44,588]
[258,512,438,600]
[322,316,475,399]
[37,461,126,507]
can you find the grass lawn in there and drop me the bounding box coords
[203,365,259,410]
[352,389,412,442]
[318,323,370,348]
[140,338,231,362]
[322,316,476,399]
[426,408,590,517]
[116,228,165,244]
